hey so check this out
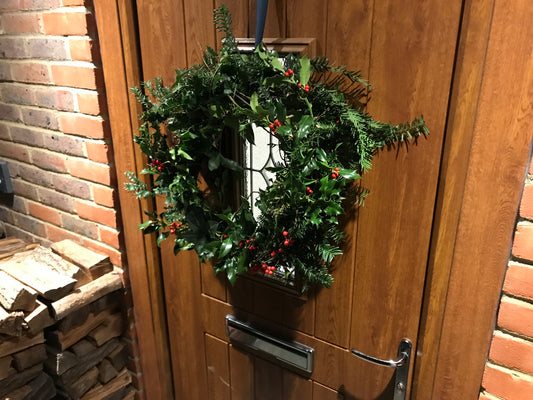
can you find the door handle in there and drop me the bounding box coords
[350,339,412,400]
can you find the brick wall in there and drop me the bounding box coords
[480,154,533,400]
[0,0,123,267]
[0,1,145,398]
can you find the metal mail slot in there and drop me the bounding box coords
[225,315,314,374]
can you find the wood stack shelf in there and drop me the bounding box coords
[0,238,134,400]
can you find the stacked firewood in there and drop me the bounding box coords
[0,238,134,399]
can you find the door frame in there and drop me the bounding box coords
[93,0,533,398]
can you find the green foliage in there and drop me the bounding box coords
[125,5,428,290]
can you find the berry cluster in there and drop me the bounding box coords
[297,83,310,92]
[151,159,164,172]
[284,68,294,77]
[269,119,282,135]
[306,186,314,194]
[331,167,340,179]
[238,237,258,251]
[248,263,276,275]
[169,221,181,234]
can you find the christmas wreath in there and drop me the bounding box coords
[125,5,428,290]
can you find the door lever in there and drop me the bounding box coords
[350,339,412,400]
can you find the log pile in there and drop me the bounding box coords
[0,238,134,400]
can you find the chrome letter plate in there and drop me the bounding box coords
[225,315,314,374]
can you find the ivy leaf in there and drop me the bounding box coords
[219,238,233,258]
[299,57,311,86]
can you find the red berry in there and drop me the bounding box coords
[246,240,250,244]
[285,72,290,77]
[223,234,227,238]
[157,166,162,171]
[298,83,302,88]
[269,123,275,129]
[239,242,243,247]
[336,120,340,124]
[177,223,181,227]
[284,239,289,246]
[278,248,283,253]
[331,173,336,178]
[304,84,310,92]
[283,231,288,236]
[250,238,254,241]
[288,69,293,75]
[334,167,339,172]
[271,251,276,257]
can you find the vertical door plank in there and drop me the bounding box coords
[229,345,254,400]
[136,0,188,83]
[183,0,217,66]
[282,369,312,400]
[412,0,496,396]
[254,357,283,400]
[93,0,174,398]
[162,248,209,399]
[286,0,328,55]
[348,0,462,397]
[325,0,373,76]
[313,381,342,400]
[249,0,286,38]
[314,0,374,349]
[205,334,231,400]
[431,0,533,397]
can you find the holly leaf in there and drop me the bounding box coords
[338,168,360,180]
[219,238,233,258]
[299,57,311,86]
[271,57,285,73]
[250,92,259,113]
[325,203,343,216]
[138,220,154,230]
[157,231,169,246]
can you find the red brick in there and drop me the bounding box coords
[30,149,66,172]
[51,64,103,90]
[51,173,91,199]
[99,226,121,248]
[10,125,44,146]
[59,113,108,139]
[85,141,113,163]
[42,11,89,36]
[20,0,61,10]
[66,158,114,185]
[512,223,533,261]
[0,103,22,122]
[38,186,76,213]
[46,224,81,243]
[33,86,75,111]
[482,364,533,400]
[489,332,533,375]
[1,83,34,106]
[18,163,53,187]
[69,38,100,62]
[498,296,533,337]
[0,0,21,11]
[0,140,31,163]
[26,37,68,60]
[75,199,118,228]
[0,37,27,59]
[521,184,533,220]
[0,61,12,81]
[28,201,61,226]
[0,13,41,34]
[0,123,11,140]
[11,62,51,84]
[21,107,59,130]
[81,238,123,266]
[77,91,107,115]
[92,185,116,207]
[62,0,93,6]
[504,263,533,301]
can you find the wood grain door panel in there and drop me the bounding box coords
[133,0,463,398]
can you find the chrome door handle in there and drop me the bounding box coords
[350,339,412,400]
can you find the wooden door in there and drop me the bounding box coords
[133,0,462,398]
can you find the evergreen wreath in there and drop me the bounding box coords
[125,5,428,290]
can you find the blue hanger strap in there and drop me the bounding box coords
[255,0,269,48]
